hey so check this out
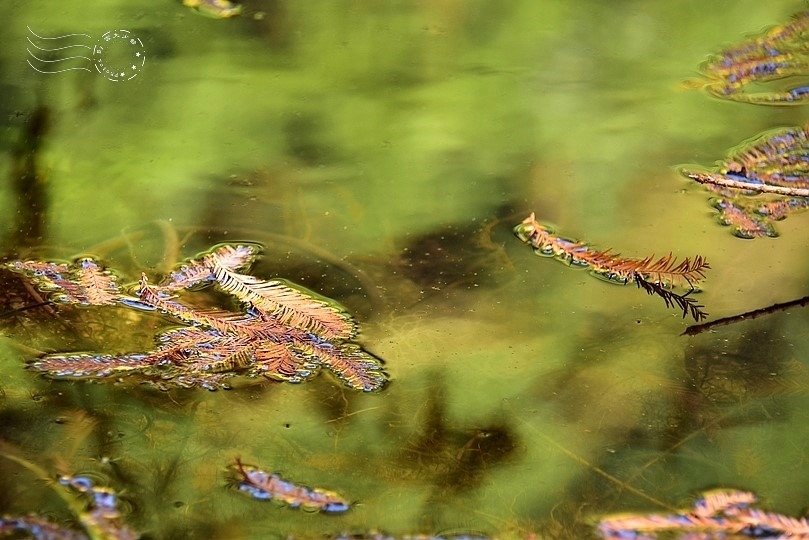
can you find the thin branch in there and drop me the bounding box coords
[682,294,809,336]
[686,170,809,197]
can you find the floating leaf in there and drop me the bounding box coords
[160,243,258,292]
[30,353,155,379]
[682,123,809,237]
[60,475,138,540]
[210,262,357,340]
[137,274,267,336]
[230,458,350,513]
[0,516,87,540]
[182,0,242,18]
[158,244,357,340]
[9,258,121,306]
[710,197,778,239]
[514,213,709,321]
[16,245,387,392]
[0,474,138,540]
[698,10,809,104]
[293,338,387,393]
[598,489,809,539]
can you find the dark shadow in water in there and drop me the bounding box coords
[240,0,294,50]
[439,424,517,491]
[394,217,513,292]
[283,112,338,167]
[396,372,519,484]
[664,324,791,447]
[7,105,50,251]
[388,372,519,531]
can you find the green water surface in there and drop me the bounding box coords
[1,1,809,538]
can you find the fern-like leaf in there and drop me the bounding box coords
[289,334,386,392]
[699,10,809,104]
[137,274,268,336]
[230,458,350,513]
[515,213,710,288]
[682,124,809,236]
[29,353,154,379]
[161,243,259,292]
[210,262,356,340]
[635,277,708,322]
[9,258,121,306]
[13,246,388,393]
[0,516,86,540]
[251,341,318,383]
[73,259,121,305]
[598,488,809,539]
[711,197,778,238]
[515,213,710,321]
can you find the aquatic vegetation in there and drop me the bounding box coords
[598,489,809,539]
[230,458,350,513]
[698,10,809,104]
[514,213,710,321]
[182,0,242,18]
[681,124,809,238]
[8,244,386,391]
[0,474,137,540]
[11,259,121,306]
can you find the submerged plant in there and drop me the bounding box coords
[598,489,809,539]
[697,10,809,104]
[9,244,386,392]
[681,123,809,238]
[514,213,710,321]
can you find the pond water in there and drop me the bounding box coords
[1,1,809,538]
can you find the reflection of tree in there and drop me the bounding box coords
[386,372,518,531]
[8,106,50,250]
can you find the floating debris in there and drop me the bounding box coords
[182,0,242,18]
[681,123,809,238]
[698,10,809,104]
[514,213,709,321]
[230,458,350,513]
[11,258,121,306]
[10,244,386,392]
[598,489,809,539]
[0,474,137,540]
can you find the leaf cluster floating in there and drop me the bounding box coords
[0,475,137,540]
[598,489,809,539]
[681,124,809,238]
[229,458,351,513]
[9,244,386,392]
[182,0,242,18]
[698,10,809,104]
[514,213,710,321]
[10,259,121,306]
